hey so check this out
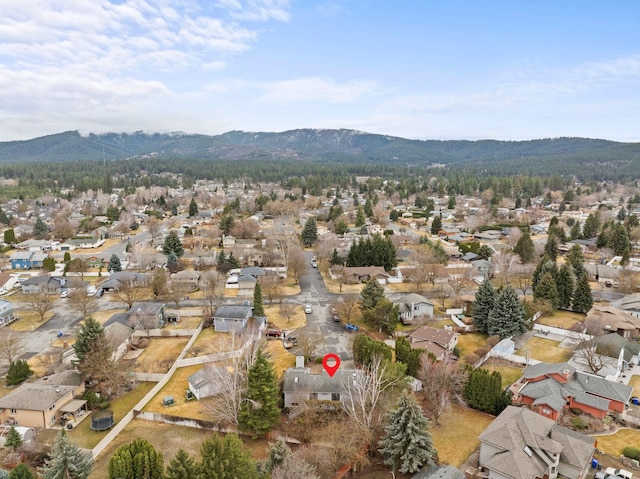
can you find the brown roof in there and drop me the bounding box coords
[586,305,640,331]
[0,384,75,411]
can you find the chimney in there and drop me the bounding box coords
[295,356,305,369]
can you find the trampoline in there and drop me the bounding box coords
[90,410,115,432]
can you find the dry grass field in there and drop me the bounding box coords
[456,332,488,357]
[187,328,235,356]
[88,420,270,479]
[121,337,189,373]
[593,428,640,457]
[628,374,640,396]
[482,361,524,388]
[431,404,494,467]
[263,339,297,377]
[515,337,573,363]
[263,304,307,330]
[536,310,585,329]
[9,310,55,331]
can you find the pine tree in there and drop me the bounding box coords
[108,438,164,479]
[570,221,581,240]
[4,426,22,452]
[0,207,10,226]
[395,336,423,377]
[359,279,385,310]
[33,218,48,239]
[556,263,574,310]
[301,218,318,247]
[0,468,8,479]
[166,251,179,272]
[361,298,399,334]
[8,464,34,479]
[430,214,442,235]
[532,256,558,290]
[582,212,601,239]
[163,230,184,258]
[253,282,265,317]
[487,286,526,339]
[364,198,374,217]
[464,369,511,415]
[514,230,535,263]
[477,245,493,260]
[544,235,558,262]
[378,394,437,474]
[6,360,33,386]
[566,244,586,277]
[108,254,122,273]
[533,272,559,310]
[63,252,71,263]
[73,317,105,363]
[200,433,258,479]
[265,439,292,472]
[352,334,392,366]
[43,257,56,272]
[3,229,15,244]
[330,249,343,265]
[473,279,496,334]
[355,206,366,227]
[165,449,200,479]
[572,272,593,313]
[41,430,94,479]
[238,351,280,437]
[188,198,199,217]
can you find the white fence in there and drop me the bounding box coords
[532,324,591,341]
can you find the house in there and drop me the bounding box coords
[0,299,17,327]
[340,266,390,284]
[514,362,633,420]
[611,292,640,318]
[10,251,35,269]
[213,304,253,332]
[236,274,257,291]
[583,264,619,286]
[0,371,86,429]
[128,302,166,330]
[282,365,364,408]
[99,271,149,291]
[393,293,434,324]
[478,406,595,479]
[584,305,640,340]
[187,365,226,400]
[171,270,201,291]
[21,276,64,294]
[105,321,135,361]
[408,326,459,361]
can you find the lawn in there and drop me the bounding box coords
[263,304,307,331]
[482,361,524,388]
[431,404,494,467]
[324,280,364,295]
[9,310,55,331]
[456,332,488,358]
[91,308,127,325]
[263,339,297,378]
[89,419,270,479]
[515,337,573,363]
[68,382,155,449]
[593,428,640,457]
[628,375,640,396]
[536,310,585,330]
[121,337,189,373]
[187,328,235,356]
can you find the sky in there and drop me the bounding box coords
[1,1,639,142]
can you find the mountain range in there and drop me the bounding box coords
[1,129,639,178]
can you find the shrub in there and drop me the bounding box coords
[487,335,501,348]
[570,417,587,430]
[623,446,640,461]
[474,346,490,357]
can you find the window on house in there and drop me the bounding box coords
[331,393,340,401]
[10,409,16,414]
[310,393,318,400]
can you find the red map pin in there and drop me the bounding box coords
[322,353,341,377]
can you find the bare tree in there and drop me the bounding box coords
[287,246,308,284]
[296,332,319,363]
[493,250,518,286]
[201,271,223,325]
[67,288,98,319]
[34,351,63,376]
[334,294,360,324]
[418,356,466,425]
[112,284,146,309]
[78,338,123,396]
[202,330,262,426]
[165,281,190,308]
[261,275,281,304]
[129,243,153,271]
[408,250,443,293]
[279,302,296,323]
[573,335,616,375]
[0,328,24,364]
[24,291,55,322]
[271,452,320,479]
[514,268,534,296]
[147,216,162,240]
[341,356,404,435]
[447,268,472,297]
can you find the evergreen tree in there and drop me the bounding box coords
[611,223,631,264]
[188,198,199,217]
[63,252,71,263]
[4,426,22,452]
[364,198,374,217]
[582,212,601,238]
[361,298,399,334]
[355,206,366,227]
[108,438,164,479]
[334,219,348,235]
[572,272,594,313]
[477,245,493,260]
[487,286,526,339]
[0,469,8,479]
[163,230,184,257]
[533,272,559,310]
[0,207,10,226]
[556,263,575,310]
[166,251,179,272]
[301,218,318,247]
[8,464,34,479]
[389,210,399,221]
[33,218,48,239]
[108,254,122,273]
[514,230,535,263]
[200,433,258,479]
[395,336,423,377]
[359,279,385,310]
[73,317,105,363]
[6,360,33,386]
[352,334,393,367]
[238,351,280,437]
[566,244,585,276]
[532,256,558,290]
[447,195,456,209]
[265,439,292,472]
[41,430,94,479]
[165,449,200,479]
[378,394,436,474]
[43,257,56,272]
[570,221,581,240]
[219,215,234,235]
[473,279,497,334]
[430,214,442,235]
[330,248,344,265]
[252,282,265,317]
[544,234,558,262]
[3,229,15,244]
[105,206,120,222]
[463,369,510,415]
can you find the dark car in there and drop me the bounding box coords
[265,329,282,338]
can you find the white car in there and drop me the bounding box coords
[311,258,318,268]
[60,290,69,298]
[304,304,312,314]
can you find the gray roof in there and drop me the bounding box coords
[399,293,433,306]
[523,362,575,380]
[412,465,465,479]
[479,406,594,479]
[282,368,363,395]
[35,370,83,387]
[0,383,75,411]
[213,305,253,320]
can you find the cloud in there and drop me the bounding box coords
[260,77,379,103]
[216,0,291,22]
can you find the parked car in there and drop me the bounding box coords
[304,304,312,314]
[59,290,69,298]
[605,469,633,479]
[265,329,282,338]
[345,323,359,332]
[311,257,318,268]
[283,336,298,349]
[595,473,618,479]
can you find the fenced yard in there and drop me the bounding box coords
[120,337,189,373]
[481,359,524,388]
[456,332,488,358]
[515,337,573,363]
[536,310,585,330]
